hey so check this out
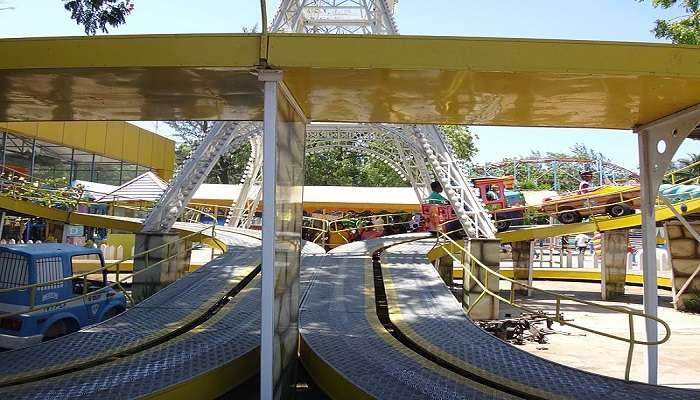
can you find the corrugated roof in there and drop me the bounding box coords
[96,172,167,202]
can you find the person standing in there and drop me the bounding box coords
[575,233,589,254]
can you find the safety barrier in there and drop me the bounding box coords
[432,232,671,381]
[302,215,330,246]
[0,224,224,319]
[666,158,700,185]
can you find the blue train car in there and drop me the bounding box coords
[0,244,126,349]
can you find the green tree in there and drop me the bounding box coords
[63,0,134,35]
[640,0,700,44]
[303,126,477,187]
[441,125,478,161]
[304,148,407,187]
[167,121,251,185]
[171,124,477,188]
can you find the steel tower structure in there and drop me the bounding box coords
[144,0,496,238]
[271,0,399,34]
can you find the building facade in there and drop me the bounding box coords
[0,121,175,186]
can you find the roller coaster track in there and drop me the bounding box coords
[0,220,325,399]
[477,157,639,179]
[299,235,699,399]
[2,191,697,398]
[497,195,700,243]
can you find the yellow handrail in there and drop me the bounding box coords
[432,232,671,381]
[665,159,700,184]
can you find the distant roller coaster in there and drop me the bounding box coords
[468,157,638,191]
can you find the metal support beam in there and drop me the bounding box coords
[260,72,279,400]
[259,69,307,400]
[635,103,700,384]
[271,0,398,34]
[228,134,264,228]
[142,122,249,233]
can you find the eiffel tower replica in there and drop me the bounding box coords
[271,0,399,34]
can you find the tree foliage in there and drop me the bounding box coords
[640,0,700,44]
[170,124,478,188]
[304,126,477,187]
[304,148,407,187]
[441,125,478,161]
[63,0,134,35]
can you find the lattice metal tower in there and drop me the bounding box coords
[271,0,399,34]
[145,0,495,238]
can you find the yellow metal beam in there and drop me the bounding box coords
[0,34,699,126]
[0,35,264,121]
[269,34,700,127]
[0,34,261,69]
[451,268,672,289]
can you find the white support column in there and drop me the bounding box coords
[260,70,281,400]
[259,69,307,400]
[635,103,700,384]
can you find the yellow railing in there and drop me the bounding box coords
[666,159,700,185]
[326,212,414,247]
[0,225,223,319]
[301,212,415,248]
[432,231,671,381]
[302,216,330,246]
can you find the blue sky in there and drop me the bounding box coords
[1,0,698,170]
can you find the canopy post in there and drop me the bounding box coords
[635,104,700,384]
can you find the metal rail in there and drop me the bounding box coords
[432,232,671,381]
[302,212,415,248]
[665,158,700,184]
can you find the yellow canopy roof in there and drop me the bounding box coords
[0,34,699,128]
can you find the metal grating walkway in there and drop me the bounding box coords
[0,234,326,399]
[381,239,700,399]
[301,235,700,400]
[300,234,515,399]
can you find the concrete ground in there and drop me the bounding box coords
[498,280,700,389]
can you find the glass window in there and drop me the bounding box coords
[120,164,137,183]
[93,155,123,186]
[33,140,73,183]
[3,134,33,175]
[0,131,160,186]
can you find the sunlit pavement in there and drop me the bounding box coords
[497,281,700,388]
